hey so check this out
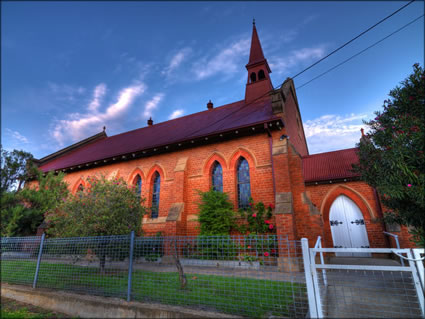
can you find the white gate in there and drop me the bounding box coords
[329,195,370,257]
[301,238,425,318]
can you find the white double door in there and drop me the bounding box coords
[329,195,371,257]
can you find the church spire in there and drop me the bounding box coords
[245,21,273,103]
[246,20,270,72]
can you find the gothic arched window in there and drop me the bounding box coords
[237,157,251,209]
[151,172,160,218]
[133,174,142,197]
[258,69,265,80]
[250,72,257,83]
[77,183,84,197]
[211,161,223,192]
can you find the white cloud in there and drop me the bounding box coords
[51,83,145,146]
[168,109,184,120]
[193,38,250,80]
[87,83,107,112]
[162,48,192,77]
[143,93,164,119]
[5,128,29,144]
[269,45,327,76]
[280,30,298,44]
[47,82,86,102]
[303,113,371,154]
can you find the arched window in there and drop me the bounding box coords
[211,161,223,192]
[258,69,265,80]
[133,174,142,197]
[250,72,257,83]
[77,183,84,197]
[151,172,160,218]
[237,157,251,209]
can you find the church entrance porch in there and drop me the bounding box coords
[329,195,371,257]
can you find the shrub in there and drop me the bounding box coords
[196,189,236,235]
[238,199,275,234]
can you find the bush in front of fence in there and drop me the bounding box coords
[45,175,146,272]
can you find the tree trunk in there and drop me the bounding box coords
[99,254,106,274]
[173,240,187,289]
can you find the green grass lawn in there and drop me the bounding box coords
[1,260,306,318]
[1,308,49,319]
[1,297,72,319]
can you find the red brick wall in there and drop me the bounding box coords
[282,90,309,157]
[305,181,390,248]
[52,132,277,237]
[31,122,415,249]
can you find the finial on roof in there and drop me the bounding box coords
[147,117,153,126]
[103,126,106,132]
[207,100,213,110]
[253,18,255,26]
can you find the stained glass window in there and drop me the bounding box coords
[151,172,160,218]
[237,157,251,209]
[77,184,84,197]
[211,161,223,192]
[134,175,142,197]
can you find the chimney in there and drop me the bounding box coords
[147,117,153,126]
[207,100,213,110]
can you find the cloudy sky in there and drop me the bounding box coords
[2,1,423,157]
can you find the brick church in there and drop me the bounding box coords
[34,23,413,249]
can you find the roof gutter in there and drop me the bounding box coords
[304,176,361,186]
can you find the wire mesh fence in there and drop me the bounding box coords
[318,269,423,318]
[308,247,425,319]
[1,236,41,286]
[1,234,308,318]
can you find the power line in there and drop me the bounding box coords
[291,0,416,79]
[296,14,424,90]
[182,2,419,137]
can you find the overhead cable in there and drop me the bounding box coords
[296,14,424,90]
[291,0,416,79]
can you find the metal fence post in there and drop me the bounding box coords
[407,249,425,317]
[301,238,319,319]
[127,231,135,302]
[32,233,46,289]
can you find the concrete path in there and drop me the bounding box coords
[321,258,422,318]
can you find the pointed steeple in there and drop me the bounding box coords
[246,20,270,72]
[245,21,273,103]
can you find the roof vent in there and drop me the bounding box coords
[147,117,153,126]
[207,100,213,110]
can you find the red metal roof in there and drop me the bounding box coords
[302,148,360,183]
[39,97,278,172]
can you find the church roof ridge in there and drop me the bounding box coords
[37,96,277,172]
[108,99,245,139]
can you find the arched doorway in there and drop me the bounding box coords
[330,195,370,257]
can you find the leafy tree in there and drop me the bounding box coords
[0,148,35,192]
[354,63,424,246]
[1,169,70,237]
[45,175,146,272]
[196,189,235,235]
[0,148,63,237]
[20,170,70,219]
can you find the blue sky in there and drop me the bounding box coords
[2,1,423,157]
